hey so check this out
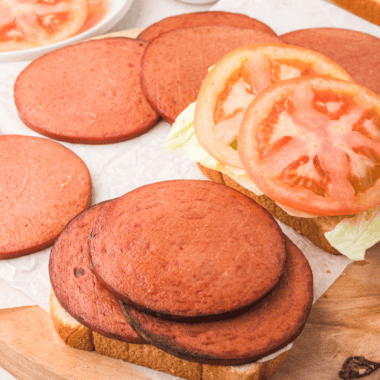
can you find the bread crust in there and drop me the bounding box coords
[50,290,288,380]
[50,290,94,351]
[198,163,343,255]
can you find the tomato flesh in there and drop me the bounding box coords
[37,12,69,33]
[239,77,380,216]
[259,89,380,199]
[215,65,254,123]
[212,59,318,165]
[195,44,353,169]
[0,0,88,51]
[271,59,315,82]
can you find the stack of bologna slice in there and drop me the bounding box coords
[49,180,313,379]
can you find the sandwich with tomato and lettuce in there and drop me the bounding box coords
[166,43,380,261]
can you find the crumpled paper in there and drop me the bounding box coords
[0,0,378,379]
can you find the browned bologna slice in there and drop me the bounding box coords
[137,11,277,42]
[89,180,286,319]
[49,201,144,344]
[0,135,91,259]
[280,28,380,96]
[121,238,313,366]
[140,26,285,124]
[14,38,160,144]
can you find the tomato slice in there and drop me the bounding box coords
[194,43,354,169]
[238,76,380,216]
[0,0,87,52]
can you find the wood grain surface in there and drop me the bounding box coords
[272,249,380,380]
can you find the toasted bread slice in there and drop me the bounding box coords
[50,290,288,380]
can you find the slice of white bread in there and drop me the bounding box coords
[197,164,346,255]
[329,0,380,27]
[50,290,289,380]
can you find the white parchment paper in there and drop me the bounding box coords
[0,0,379,379]
[0,57,351,311]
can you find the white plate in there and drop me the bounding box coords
[0,0,134,64]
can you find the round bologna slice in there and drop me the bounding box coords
[0,135,91,259]
[121,237,313,366]
[140,26,284,124]
[280,28,380,97]
[194,43,354,169]
[49,201,144,344]
[0,0,88,52]
[137,11,276,42]
[14,38,159,144]
[89,180,286,319]
[238,76,380,217]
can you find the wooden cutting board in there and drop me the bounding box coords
[272,246,380,380]
[1,28,380,380]
[0,249,379,380]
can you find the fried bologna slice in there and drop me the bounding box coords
[89,180,286,319]
[0,135,91,259]
[280,28,380,97]
[194,43,353,169]
[49,201,144,344]
[238,76,380,217]
[138,11,276,41]
[122,238,313,366]
[141,26,284,124]
[14,38,159,144]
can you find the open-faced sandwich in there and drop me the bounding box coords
[49,180,313,380]
[167,42,380,261]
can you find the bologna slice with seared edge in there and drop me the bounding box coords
[49,201,145,344]
[281,28,380,97]
[89,180,287,319]
[121,238,313,366]
[140,25,285,124]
